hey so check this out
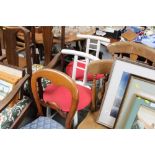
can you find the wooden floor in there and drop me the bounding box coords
[78,110,108,129]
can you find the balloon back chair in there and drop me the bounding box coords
[21,68,79,129]
[41,49,99,127]
[65,34,110,81]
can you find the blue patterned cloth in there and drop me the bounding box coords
[22,116,64,129]
[135,34,155,48]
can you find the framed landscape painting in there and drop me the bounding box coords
[97,58,155,128]
[115,92,155,129]
[114,75,155,128]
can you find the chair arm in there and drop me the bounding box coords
[0,74,30,112]
[46,52,61,68]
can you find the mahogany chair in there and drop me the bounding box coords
[17,26,65,66]
[21,68,78,129]
[0,26,33,75]
[65,34,110,81]
[0,26,61,91]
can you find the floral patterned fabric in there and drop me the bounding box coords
[24,64,51,95]
[0,97,31,129]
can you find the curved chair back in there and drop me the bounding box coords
[107,41,155,66]
[31,68,79,128]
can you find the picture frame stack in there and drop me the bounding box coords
[97,58,155,129]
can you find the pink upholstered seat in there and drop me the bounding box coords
[43,84,92,112]
[66,61,104,81]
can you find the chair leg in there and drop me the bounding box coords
[37,44,44,61]
[61,54,65,71]
[73,111,78,128]
[46,107,52,117]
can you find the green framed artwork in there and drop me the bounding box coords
[114,75,155,128]
[125,96,155,129]
[115,92,155,129]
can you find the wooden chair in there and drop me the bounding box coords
[16,26,65,66]
[21,68,78,129]
[0,64,32,129]
[65,34,110,81]
[107,41,155,65]
[0,26,61,86]
[0,26,33,75]
[77,59,113,129]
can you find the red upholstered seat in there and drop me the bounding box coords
[43,84,92,112]
[66,61,104,81]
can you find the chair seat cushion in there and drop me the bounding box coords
[22,116,64,129]
[66,61,104,81]
[0,97,31,129]
[43,84,92,112]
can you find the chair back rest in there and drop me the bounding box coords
[31,68,79,128]
[107,41,155,66]
[61,49,99,86]
[3,27,32,75]
[77,34,110,58]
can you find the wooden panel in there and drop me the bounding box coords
[0,71,20,84]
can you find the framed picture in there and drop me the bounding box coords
[97,58,155,128]
[113,75,155,128]
[115,92,155,129]
[0,79,13,101]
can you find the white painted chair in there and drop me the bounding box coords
[66,34,110,81]
[61,49,99,126]
[77,34,110,57]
